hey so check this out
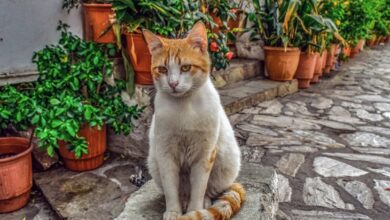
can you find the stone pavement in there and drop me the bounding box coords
[230,44,390,220]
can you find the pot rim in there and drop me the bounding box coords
[264,46,300,52]
[0,137,33,163]
[82,3,112,8]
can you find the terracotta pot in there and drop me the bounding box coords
[59,124,107,171]
[367,37,376,47]
[351,39,364,58]
[0,137,33,213]
[83,3,115,44]
[264,46,300,81]
[324,44,337,75]
[343,47,351,57]
[295,52,317,89]
[320,50,327,75]
[385,36,390,43]
[311,52,322,83]
[124,32,154,85]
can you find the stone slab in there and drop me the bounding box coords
[33,155,147,220]
[221,78,298,115]
[115,164,278,220]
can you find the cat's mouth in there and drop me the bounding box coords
[170,89,187,97]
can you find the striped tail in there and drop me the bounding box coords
[178,183,246,220]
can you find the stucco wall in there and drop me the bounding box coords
[0,0,83,77]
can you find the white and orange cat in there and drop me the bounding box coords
[144,21,245,220]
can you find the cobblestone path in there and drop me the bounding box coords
[231,44,390,220]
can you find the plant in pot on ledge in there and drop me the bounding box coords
[63,0,116,44]
[249,0,301,81]
[31,24,143,171]
[0,86,35,213]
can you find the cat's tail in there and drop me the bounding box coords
[179,183,246,220]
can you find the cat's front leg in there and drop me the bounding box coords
[187,147,217,212]
[157,156,182,220]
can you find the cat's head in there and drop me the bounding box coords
[143,22,210,97]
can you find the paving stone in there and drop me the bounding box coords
[351,147,390,155]
[374,102,390,111]
[277,174,292,202]
[303,177,350,209]
[356,95,390,103]
[252,115,321,130]
[355,109,383,122]
[284,102,316,117]
[373,180,390,207]
[228,113,252,126]
[246,133,302,146]
[340,101,375,111]
[383,112,390,119]
[34,156,142,220]
[328,106,351,117]
[258,100,283,115]
[280,146,318,153]
[290,210,371,220]
[314,157,368,177]
[236,123,279,136]
[241,145,265,163]
[276,153,305,177]
[241,107,263,114]
[308,119,356,131]
[284,130,345,148]
[340,132,390,148]
[323,152,390,165]
[115,164,279,220]
[358,126,390,136]
[368,167,390,177]
[311,97,334,109]
[328,116,366,125]
[337,180,374,209]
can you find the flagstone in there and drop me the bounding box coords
[276,153,305,177]
[314,157,368,177]
[337,180,374,209]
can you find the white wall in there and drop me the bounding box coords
[0,0,83,76]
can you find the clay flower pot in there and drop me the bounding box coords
[324,44,337,75]
[0,137,33,213]
[59,124,107,171]
[264,46,300,81]
[311,52,323,84]
[343,47,351,57]
[385,35,390,43]
[295,52,317,89]
[83,3,115,44]
[367,37,376,47]
[320,50,327,75]
[124,32,154,85]
[350,39,364,58]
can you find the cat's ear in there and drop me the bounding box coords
[143,29,163,54]
[187,21,208,53]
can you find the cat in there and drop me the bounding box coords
[144,21,245,220]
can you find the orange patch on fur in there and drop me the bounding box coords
[207,207,224,220]
[204,148,217,172]
[194,211,203,220]
[220,195,241,214]
[230,183,246,203]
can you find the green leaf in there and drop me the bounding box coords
[51,120,62,128]
[84,108,92,120]
[66,123,77,136]
[31,115,40,124]
[50,98,61,105]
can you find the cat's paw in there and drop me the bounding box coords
[163,211,180,220]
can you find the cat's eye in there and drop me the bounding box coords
[181,65,191,72]
[157,66,168,74]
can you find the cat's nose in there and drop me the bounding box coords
[169,81,179,89]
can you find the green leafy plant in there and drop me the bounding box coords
[62,0,111,12]
[248,0,302,48]
[28,24,143,158]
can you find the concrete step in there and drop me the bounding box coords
[211,59,264,89]
[220,77,298,115]
[114,163,278,220]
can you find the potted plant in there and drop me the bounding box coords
[63,0,116,44]
[31,24,143,171]
[249,0,301,81]
[0,86,36,213]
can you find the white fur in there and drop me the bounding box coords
[148,68,241,219]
